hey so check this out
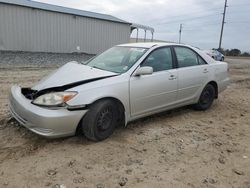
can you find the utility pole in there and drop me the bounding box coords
[219,0,228,50]
[179,24,183,43]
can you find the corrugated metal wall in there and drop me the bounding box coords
[0,3,131,54]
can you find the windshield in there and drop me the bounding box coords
[86,46,147,73]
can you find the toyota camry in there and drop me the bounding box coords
[9,43,230,141]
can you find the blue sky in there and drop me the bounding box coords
[36,0,250,52]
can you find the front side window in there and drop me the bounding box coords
[141,47,173,72]
[175,47,199,68]
[86,47,147,73]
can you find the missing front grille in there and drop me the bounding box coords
[21,88,38,100]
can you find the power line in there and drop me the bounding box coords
[152,8,249,26]
[157,20,249,33]
[181,21,250,31]
[182,18,250,29]
[227,10,250,15]
[156,11,249,26]
[152,8,222,20]
[149,2,250,26]
[229,3,250,7]
[155,13,221,25]
[150,0,250,42]
[183,23,221,30]
[146,6,221,22]
[228,21,250,24]
[185,20,222,26]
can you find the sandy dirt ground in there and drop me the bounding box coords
[0,54,249,188]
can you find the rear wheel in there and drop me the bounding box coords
[193,84,215,110]
[221,57,224,61]
[81,100,118,141]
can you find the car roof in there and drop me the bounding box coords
[117,42,190,49]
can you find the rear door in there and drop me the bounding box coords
[174,46,211,103]
[129,47,178,116]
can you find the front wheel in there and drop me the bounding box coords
[81,100,118,141]
[193,84,215,110]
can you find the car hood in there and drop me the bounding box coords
[32,61,118,91]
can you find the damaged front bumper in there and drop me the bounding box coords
[8,85,87,138]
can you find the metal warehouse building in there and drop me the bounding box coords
[0,0,133,54]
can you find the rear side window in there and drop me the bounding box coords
[174,47,199,68]
[198,56,207,65]
[141,47,173,72]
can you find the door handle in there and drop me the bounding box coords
[203,68,209,73]
[169,75,177,80]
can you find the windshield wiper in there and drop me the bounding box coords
[92,66,121,74]
[92,66,107,71]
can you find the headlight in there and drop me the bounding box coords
[32,91,77,106]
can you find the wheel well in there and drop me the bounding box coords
[75,97,126,135]
[207,81,218,98]
[92,97,125,113]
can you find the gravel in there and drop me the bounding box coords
[0,55,249,187]
[0,51,93,67]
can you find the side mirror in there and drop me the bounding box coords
[134,66,153,76]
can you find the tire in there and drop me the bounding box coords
[221,57,224,61]
[81,100,118,141]
[193,84,215,110]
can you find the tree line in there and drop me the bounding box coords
[216,48,250,57]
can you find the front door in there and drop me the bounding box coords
[129,47,178,116]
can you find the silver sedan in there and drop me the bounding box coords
[203,49,225,61]
[9,43,230,141]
